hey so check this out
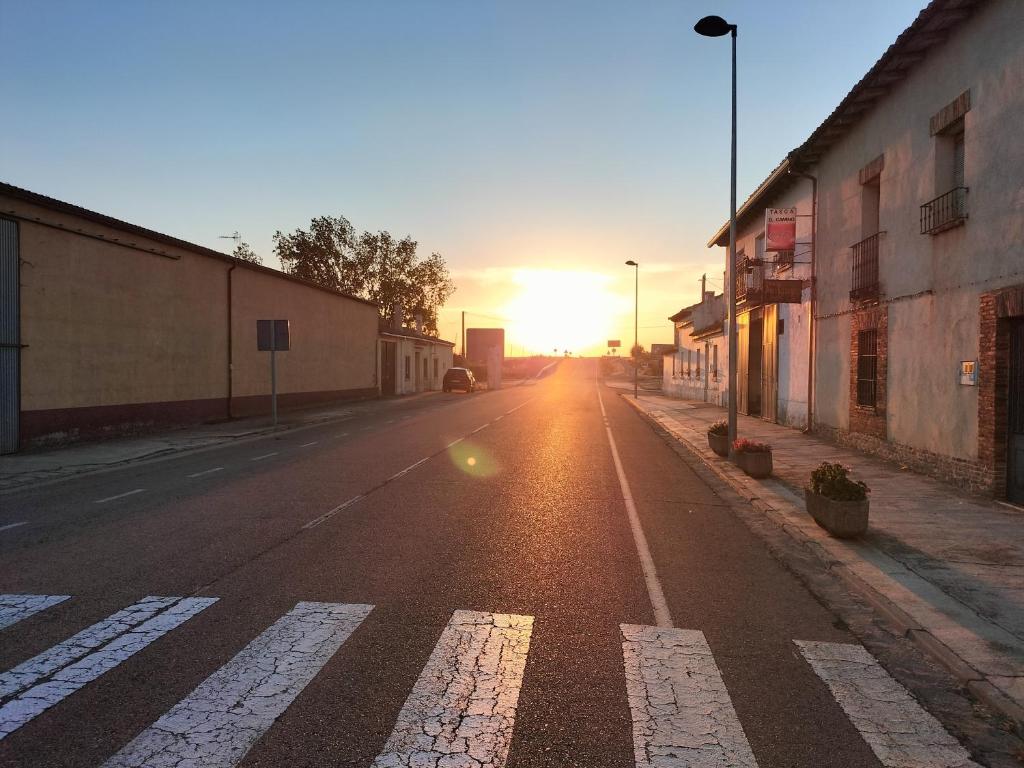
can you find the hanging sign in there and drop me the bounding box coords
[762,279,805,304]
[607,339,621,348]
[765,207,797,252]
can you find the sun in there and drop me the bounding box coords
[500,269,624,355]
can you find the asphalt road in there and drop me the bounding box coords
[0,361,986,767]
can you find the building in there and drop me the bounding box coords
[705,0,1024,500]
[0,182,380,452]
[662,292,728,406]
[379,319,455,396]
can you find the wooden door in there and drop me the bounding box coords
[736,313,749,415]
[381,342,397,396]
[762,304,779,423]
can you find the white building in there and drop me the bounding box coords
[706,0,1024,500]
[662,292,729,407]
[378,320,455,396]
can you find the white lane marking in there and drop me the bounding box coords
[300,441,318,448]
[0,595,70,631]
[505,399,533,415]
[0,596,180,699]
[621,624,758,767]
[385,419,395,424]
[104,601,373,768]
[597,387,672,627]
[0,597,217,739]
[337,432,350,438]
[93,488,146,504]
[362,425,373,431]
[492,414,504,422]
[386,457,430,483]
[187,467,224,479]
[470,423,489,434]
[372,610,533,768]
[795,641,981,767]
[445,438,464,449]
[0,522,27,533]
[250,452,278,461]
[302,495,364,530]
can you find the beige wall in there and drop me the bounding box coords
[5,193,380,444]
[379,334,454,395]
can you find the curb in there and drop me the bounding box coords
[617,390,1024,733]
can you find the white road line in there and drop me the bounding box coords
[492,414,504,422]
[0,595,70,631]
[302,495,364,530]
[0,596,181,699]
[597,387,672,627]
[445,438,464,449]
[505,399,533,415]
[187,467,224,478]
[93,488,146,504]
[372,610,533,768]
[104,601,372,768]
[250,452,278,461]
[0,522,27,533]
[300,441,318,448]
[471,423,489,434]
[0,597,217,739]
[387,457,431,483]
[337,432,350,438]
[621,624,758,768]
[795,641,981,767]
[385,419,395,424]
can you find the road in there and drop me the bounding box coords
[0,360,990,767]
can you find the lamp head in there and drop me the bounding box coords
[625,260,638,266]
[694,15,735,37]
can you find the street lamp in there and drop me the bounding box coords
[625,260,639,399]
[694,14,739,456]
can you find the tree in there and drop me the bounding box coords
[631,343,645,358]
[273,216,454,334]
[231,240,262,265]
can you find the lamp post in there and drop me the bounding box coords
[625,260,639,399]
[694,14,738,455]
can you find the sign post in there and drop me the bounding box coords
[257,320,290,426]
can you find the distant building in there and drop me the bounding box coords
[705,0,1024,499]
[0,182,380,452]
[662,292,728,406]
[378,317,455,396]
[465,328,505,366]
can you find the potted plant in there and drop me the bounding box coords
[707,421,729,457]
[732,438,773,478]
[805,462,869,538]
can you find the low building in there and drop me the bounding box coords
[662,292,728,406]
[0,182,380,452]
[378,320,455,395]
[705,0,1024,500]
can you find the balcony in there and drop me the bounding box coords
[850,232,880,302]
[736,258,763,305]
[920,186,968,235]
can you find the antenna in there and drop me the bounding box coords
[218,231,242,247]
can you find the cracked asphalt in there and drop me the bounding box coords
[0,360,1004,766]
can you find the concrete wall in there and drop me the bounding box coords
[662,324,728,407]
[811,0,1024,461]
[4,193,379,445]
[380,333,454,395]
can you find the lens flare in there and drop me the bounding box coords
[448,440,498,478]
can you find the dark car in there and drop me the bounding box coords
[442,367,476,393]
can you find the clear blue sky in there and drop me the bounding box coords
[1,0,925,351]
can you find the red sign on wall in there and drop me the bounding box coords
[765,208,797,252]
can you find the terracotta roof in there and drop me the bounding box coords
[0,180,379,308]
[708,0,986,248]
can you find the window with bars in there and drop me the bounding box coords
[856,329,878,407]
[696,348,701,379]
[686,349,692,377]
[712,345,719,380]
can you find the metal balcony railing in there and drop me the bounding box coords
[920,186,968,235]
[850,232,880,301]
[736,258,763,303]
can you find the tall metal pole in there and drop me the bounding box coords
[727,26,739,456]
[461,310,465,358]
[633,263,639,399]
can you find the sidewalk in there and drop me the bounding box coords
[0,393,437,493]
[612,384,1024,726]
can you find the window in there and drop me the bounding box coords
[856,329,878,407]
[686,349,692,377]
[405,356,411,380]
[712,345,719,380]
[671,354,676,377]
[922,109,968,234]
[434,359,439,379]
[696,348,701,379]
[423,358,428,379]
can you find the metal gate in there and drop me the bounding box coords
[1008,320,1024,504]
[0,217,18,453]
[762,304,779,423]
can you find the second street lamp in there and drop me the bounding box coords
[625,260,639,399]
[694,14,739,456]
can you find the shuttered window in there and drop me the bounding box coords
[856,330,878,407]
[953,129,965,188]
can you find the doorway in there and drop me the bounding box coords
[1009,319,1024,503]
[381,342,397,396]
[747,314,763,417]
[761,304,779,423]
[0,218,18,454]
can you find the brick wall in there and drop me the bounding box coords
[849,307,888,440]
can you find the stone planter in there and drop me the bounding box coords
[804,489,869,538]
[707,432,729,457]
[735,450,772,478]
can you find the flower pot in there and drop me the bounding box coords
[735,450,772,478]
[707,432,729,457]
[804,489,869,538]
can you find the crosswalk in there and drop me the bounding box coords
[0,593,982,767]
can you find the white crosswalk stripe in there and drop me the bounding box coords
[371,610,533,768]
[796,640,982,768]
[103,601,372,768]
[621,624,759,768]
[0,594,70,631]
[0,596,216,739]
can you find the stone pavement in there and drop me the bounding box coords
[612,384,1024,727]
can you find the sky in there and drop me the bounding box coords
[1,0,926,355]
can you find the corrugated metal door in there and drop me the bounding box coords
[762,304,779,423]
[0,217,19,453]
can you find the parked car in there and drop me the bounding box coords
[442,367,476,393]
